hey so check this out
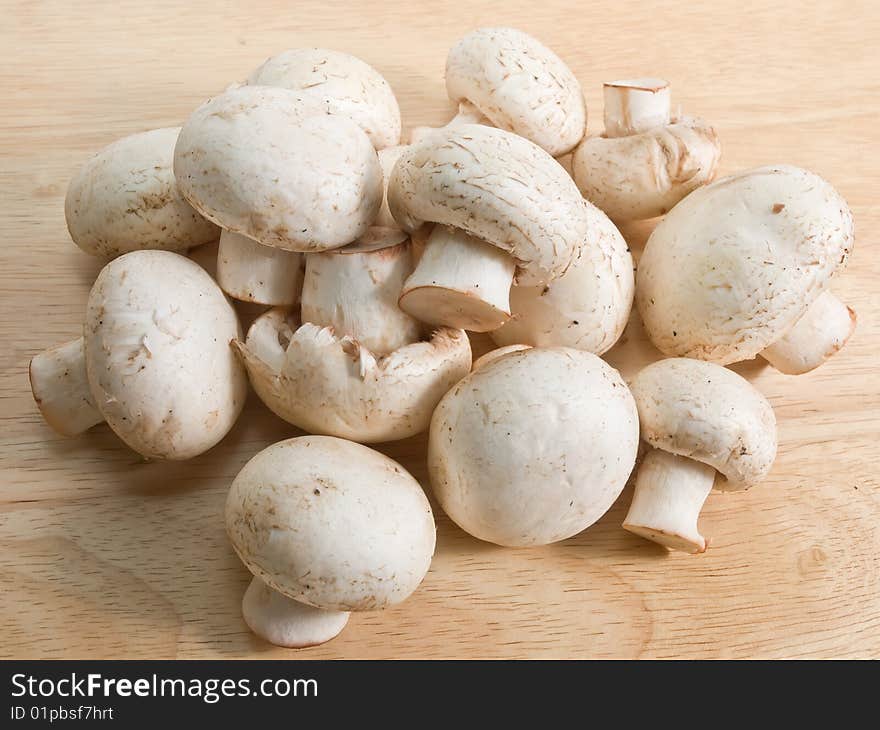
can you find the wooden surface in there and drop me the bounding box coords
[2,0,879,659]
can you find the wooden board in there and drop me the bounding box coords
[2,0,879,659]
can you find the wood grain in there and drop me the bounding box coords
[1,0,879,659]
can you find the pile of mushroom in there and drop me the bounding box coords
[29,25,859,649]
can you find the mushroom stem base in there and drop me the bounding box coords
[217,231,303,306]
[29,338,104,437]
[398,225,515,332]
[623,449,715,554]
[242,577,350,649]
[603,78,671,137]
[760,291,856,375]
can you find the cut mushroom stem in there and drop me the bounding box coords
[301,229,422,355]
[604,78,671,138]
[217,230,304,306]
[241,577,350,649]
[398,225,515,332]
[409,100,486,144]
[760,291,856,375]
[623,448,716,554]
[29,338,104,437]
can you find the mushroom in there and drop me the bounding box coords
[389,124,589,331]
[217,231,304,306]
[232,308,471,443]
[490,207,634,354]
[572,79,721,221]
[428,347,639,546]
[300,228,422,355]
[29,251,247,459]
[622,358,777,553]
[226,435,435,647]
[471,344,531,371]
[173,85,382,252]
[411,27,586,156]
[637,165,856,374]
[214,49,402,304]
[65,127,218,257]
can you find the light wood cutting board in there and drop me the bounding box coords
[1,0,878,658]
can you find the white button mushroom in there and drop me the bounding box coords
[173,85,383,253]
[226,435,435,647]
[428,347,639,546]
[65,127,219,257]
[29,251,247,459]
[300,228,422,355]
[389,125,589,332]
[622,358,778,553]
[214,49,403,305]
[637,165,856,374]
[572,79,721,221]
[412,27,586,157]
[490,208,634,354]
[471,344,531,371]
[232,308,471,443]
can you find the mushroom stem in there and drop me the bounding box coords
[301,230,422,355]
[217,230,304,306]
[241,577,350,649]
[760,291,856,375]
[29,338,104,436]
[623,448,715,554]
[409,100,487,144]
[604,78,671,138]
[376,146,406,229]
[398,224,515,332]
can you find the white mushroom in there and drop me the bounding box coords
[29,251,247,459]
[637,165,856,373]
[412,27,586,156]
[389,125,589,331]
[623,358,777,553]
[300,228,422,355]
[246,48,401,150]
[490,207,634,354]
[226,435,435,647]
[65,127,218,257]
[174,85,382,252]
[572,79,721,221]
[471,344,531,371]
[428,347,639,546]
[232,308,471,443]
[217,231,304,306]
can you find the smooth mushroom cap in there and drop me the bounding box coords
[636,165,854,363]
[629,358,777,491]
[246,48,401,149]
[84,251,247,460]
[491,207,634,354]
[241,577,350,648]
[428,347,639,546]
[174,86,382,252]
[445,27,586,156]
[65,127,218,257]
[471,344,531,371]
[388,124,586,286]
[232,308,471,443]
[226,435,436,612]
[572,116,721,221]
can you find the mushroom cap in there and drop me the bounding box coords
[629,358,777,491]
[491,207,633,354]
[445,27,586,156]
[388,124,586,286]
[226,435,436,611]
[84,251,247,459]
[65,127,218,257]
[428,347,639,546]
[572,116,721,221]
[246,48,401,149]
[232,308,471,443]
[174,85,382,252]
[637,165,854,363]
